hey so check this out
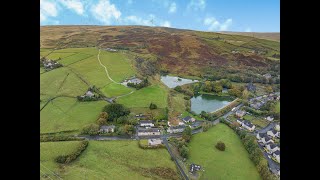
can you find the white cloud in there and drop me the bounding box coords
[124,15,153,26]
[161,21,171,27]
[40,0,58,22]
[58,0,84,15]
[91,0,121,24]
[245,27,252,32]
[204,17,233,31]
[187,0,206,11]
[168,2,177,13]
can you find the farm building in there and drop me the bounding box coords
[235,110,246,118]
[167,125,186,133]
[128,78,142,85]
[137,127,161,136]
[139,120,155,127]
[148,138,163,146]
[189,164,201,174]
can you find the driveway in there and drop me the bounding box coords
[257,122,276,134]
[257,143,280,174]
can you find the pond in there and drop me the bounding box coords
[160,75,198,88]
[191,94,235,114]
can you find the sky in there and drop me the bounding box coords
[40,0,280,32]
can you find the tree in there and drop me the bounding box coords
[180,145,189,159]
[123,124,135,135]
[97,118,107,126]
[228,87,242,97]
[215,141,226,151]
[265,86,273,93]
[242,89,250,99]
[212,81,223,93]
[103,104,130,121]
[182,126,192,142]
[116,116,128,124]
[149,103,158,110]
[203,81,213,92]
[99,112,109,119]
[82,124,99,135]
[174,85,182,92]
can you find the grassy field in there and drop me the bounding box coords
[40,97,106,134]
[188,123,261,180]
[274,101,280,113]
[46,52,76,60]
[117,85,168,108]
[41,141,179,180]
[40,141,82,179]
[58,53,93,66]
[243,114,269,129]
[100,83,134,97]
[40,67,88,97]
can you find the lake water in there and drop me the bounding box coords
[161,75,198,88]
[191,94,235,114]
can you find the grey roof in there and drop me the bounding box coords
[263,136,271,141]
[258,133,268,138]
[267,143,278,149]
[100,125,115,130]
[243,120,254,128]
[183,116,192,121]
[139,120,154,124]
[138,127,160,132]
[269,129,278,134]
[273,150,280,155]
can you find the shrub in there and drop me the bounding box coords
[81,124,99,135]
[149,103,158,110]
[55,141,89,164]
[103,103,130,121]
[215,141,226,151]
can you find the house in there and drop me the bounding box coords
[256,133,268,140]
[182,116,195,123]
[85,91,95,98]
[99,125,115,133]
[275,124,280,131]
[167,125,186,133]
[139,120,155,127]
[237,119,255,131]
[189,164,201,174]
[273,150,280,163]
[128,78,142,85]
[246,82,256,92]
[266,116,274,121]
[137,127,161,136]
[235,110,246,118]
[261,136,274,144]
[265,143,280,153]
[267,129,279,138]
[148,138,163,146]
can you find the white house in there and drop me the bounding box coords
[85,91,95,97]
[267,129,279,138]
[139,120,155,127]
[273,150,280,163]
[261,136,274,144]
[148,138,163,146]
[99,125,115,133]
[275,124,280,131]
[137,127,160,136]
[235,110,246,118]
[182,116,195,123]
[237,119,255,131]
[266,116,274,121]
[167,125,186,133]
[265,143,280,154]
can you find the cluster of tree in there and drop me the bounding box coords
[174,86,194,97]
[103,103,130,122]
[228,86,245,98]
[81,124,99,135]
[40,135,84,142]
[149,102,158,110]
[127,78,149,89]
[96,112,108,126]
[111,45,130,50]
[55,141,89,164]
[116,124,135,135]
[170,138,190,159]
[221,119,278,180]
[135,57,159,76]
[215,141,226,151]
[202,121,213,132]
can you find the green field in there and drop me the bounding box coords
[58,53,93,66]
[41,141,179,180]
[274,101,280,113]
[100,83,134,97]
[40,141,82,179]
[40,97,106,133]
[188,123,261,180]
[46,52,76,60]
[117,85,168,108]
[243,114,269,129]
[40,67,88,97]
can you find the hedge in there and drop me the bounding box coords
[55,140,89,164]
[40,135,84,142]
